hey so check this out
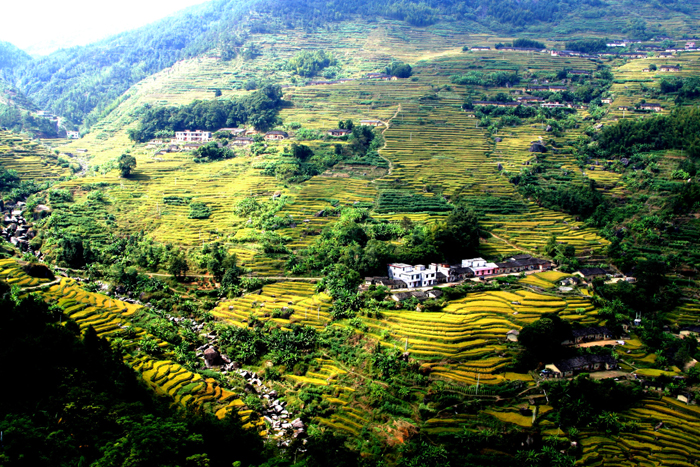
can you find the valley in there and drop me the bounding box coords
[2,3,700,466]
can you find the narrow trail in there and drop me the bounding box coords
[488,232,529,255]
[372,104,402,179]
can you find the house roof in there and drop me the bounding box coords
[553,354,617,372]
[578,267,608,277]
[571,326,612,338]
[265,131,288,136]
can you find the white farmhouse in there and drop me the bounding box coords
[175,130,212,143]
[387,263,439,288]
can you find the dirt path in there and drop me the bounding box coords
[488,232,529,255]
[373,104,401,177]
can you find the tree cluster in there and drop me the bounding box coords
[128,85,284,142]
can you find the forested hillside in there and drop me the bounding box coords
[0,41,31,75]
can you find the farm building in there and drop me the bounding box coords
[601,97,613,104]
[639,103,663,112]
[545,355,618,378]
[264,131,288,140]
[175,130,212,142]
[66,131,80,139]
[659,65,681,72]
[328,129,352,137]
[471,46,491,51]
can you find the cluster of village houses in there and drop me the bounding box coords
[143,119,383,152]
[470,39,699,57]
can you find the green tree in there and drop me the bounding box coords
[168,249,189,279]
[429,206,482,262]
[117,153,136,177]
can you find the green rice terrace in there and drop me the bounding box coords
[2,2,700,465]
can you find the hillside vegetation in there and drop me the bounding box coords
[2,2,700,466]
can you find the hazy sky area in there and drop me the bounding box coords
[0,0,209,56]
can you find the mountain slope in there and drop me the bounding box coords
[0,40,31,75]
[10,0,700,130]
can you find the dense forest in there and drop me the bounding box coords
[592,107,700,158]
[0,41,31,75]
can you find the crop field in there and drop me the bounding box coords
[1,259,258,426]
[579,397,700,466]
[211,281,333,329]
[0,259,55,287]
[0,130,69,179]
[360,289,598,385]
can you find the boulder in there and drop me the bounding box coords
[292,418,304,429]
[494,137,502,143]
[529,142,547,153]
[545,125,553,132]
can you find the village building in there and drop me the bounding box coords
[471,46,491,51]
[540,102,565,108]
[575,267,609,281]
[619,52,647,59]
[561,326,614,345]
[686,41,696,49]
[217,128,246,136]
[473,101,520,107]
[658,52,674,58]
[360,119,384,127]
[495,254,551,274]
[387,263,439,288]
[264,131,289,140]
[66,131,80,139]
[607,41,627,47]
[659,65,681,72]
[175,130,212,143]
[601,97,613,104]
[363,276,408,290]
[328,129,352,137]
[518,95,544,103]
[461,258,499,276]
[231,137,254,146]
[640,103,663,112]
[544,355,618,378]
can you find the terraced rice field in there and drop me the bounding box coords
[0,131,68,180]
[361,289,598,385]
[2,259,259,426]
[211,281,333,329]
[579,397,700,466]
[0,259,55,287]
